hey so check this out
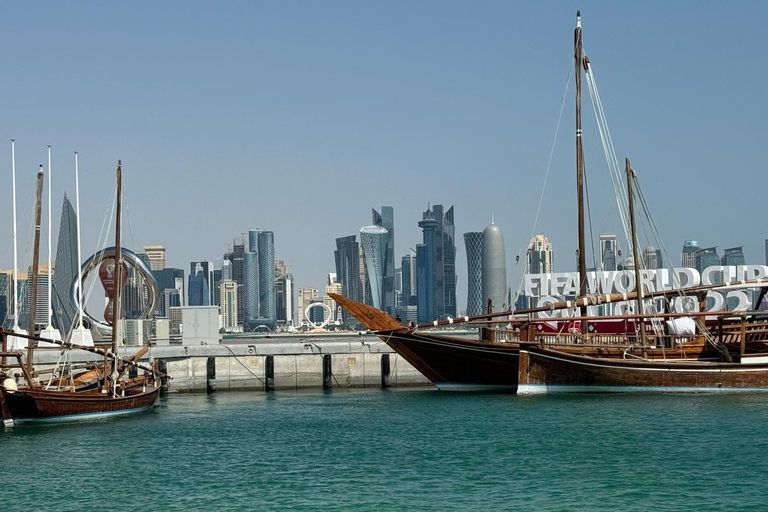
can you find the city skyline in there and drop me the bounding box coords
[0,3,765,305]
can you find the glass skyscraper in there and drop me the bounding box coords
[372,206,395,315]
[416,204,458,323]
[334,235,362,325]
[464,231,483,316]
[242,229,276,331]
[360,225,388,310]
[51,194,78,333]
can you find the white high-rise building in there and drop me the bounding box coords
[526,235,553,274]
[219,279,238,332]
[143,245,166,271]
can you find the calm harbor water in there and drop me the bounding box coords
[2,388,768,511]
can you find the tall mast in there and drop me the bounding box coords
[626,158,648,355]
[575,10,588,333]
[28,168,44,372]
[46,146,52,329]
[11,139,19,332]
[111,161,123,356]
[74,152,84,329]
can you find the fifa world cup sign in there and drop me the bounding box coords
[69,247,159,333]
[524,265,768,318]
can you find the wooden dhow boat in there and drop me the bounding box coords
[0,160,161,425]
[331,12,768,392]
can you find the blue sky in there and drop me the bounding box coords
[1,1,766,308]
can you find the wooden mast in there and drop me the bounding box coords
[626,158,648,355]
[111,161,123,372]
[27,168,44,373]
[575,11,588,333]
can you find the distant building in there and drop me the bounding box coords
[695,247,720,275]
[642,245,658,270]
[360,225,389,311]
[275,259,293,328]
[527,234,554,274]
[463,231,483,316]
[298,288,319,326]
[681,240,699,267]
[372,206,395,315]
[334,235,362,325]
[151,267,185,316]
[482,223,507,312]
[52,194,79,333]
[324,281,342,323]
[188,261,214,306]
[143,245,166,271]
[219,279,238,332]
[242,229,276,331]
[416,204,456,323]
[599,234,618,271]
[655,248,664,269]
[721,247,745,266]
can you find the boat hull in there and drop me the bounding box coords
[377,330,520,391]
[1,383,160,424]
[518,347,768,394]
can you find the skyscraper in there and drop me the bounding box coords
[482,222,507,312]
[372,206,395,315]
[219,279,238,332]
[359,225,388,310]
[188,261,214,306]
[52,194,78,333]
[334,235,362,325]
[527,234,554,274]
[416,204,456,323]
[642,245,658,270]
[599,234,618,271]
[275,259,294,328]
[695,247,720,274]
[464,232,483,316]
[258,231,276,328]
[722,247,745,266]
[151,267,185,316]
[681,240,699,267]
[143,245,166,271]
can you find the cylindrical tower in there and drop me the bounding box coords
[481,223,507,312]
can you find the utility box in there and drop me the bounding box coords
[181,306,220,346]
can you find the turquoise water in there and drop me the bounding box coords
[2,388,768,511]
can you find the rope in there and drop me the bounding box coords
[513,59,574,307]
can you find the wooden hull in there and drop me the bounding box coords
[1,381,160,424]
[518,347,768,394]
[376,329,520,391]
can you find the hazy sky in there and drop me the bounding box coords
[1,1,766,310]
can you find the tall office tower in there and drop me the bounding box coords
[401,250,416,305]
[681,240,699,267]
[360,225,388,310]
[275,266,294,328]
[212,269,222,306]
[52,194,78,333]
[298,288,319,325]
[122,266,146,319]
[151,268,185,316]
[221,259,232,281]
[358,245,370,306]
[243,230,260,330]
[29,272,50,326]
[188,261,214,306]
[482,223,507,312]
[231,237,245,327]
[219,279,238,332]
[324,280,342,323]
[143,245,166,271]
[464,231,483,316]
[643,245,658,270]
[372,206,395,315]
[0,296,6,327]
[526,234,554,274]
[655,248,664,269]
[416,204,457,323]
[334,235,362,324]
[258,231,276,328]
[722,247,745,266]
[695,247,720,274]
[599,234,618,271]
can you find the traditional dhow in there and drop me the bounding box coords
[330,293,520,391]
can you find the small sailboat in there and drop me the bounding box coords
[1,159,161,425]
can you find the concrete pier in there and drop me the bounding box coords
[30,334,431,393]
